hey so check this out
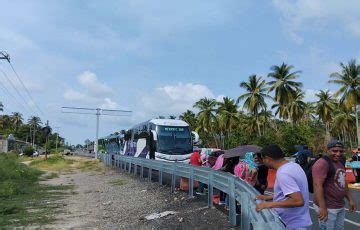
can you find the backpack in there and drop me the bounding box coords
[305,156,335,193]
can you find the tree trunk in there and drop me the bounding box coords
[355,105,360,147]
[256,118,261,137]
[325,123,331,145]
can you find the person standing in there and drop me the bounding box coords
[255,144,312,230]
[254,152,269,194]
[312,140,357,230]
[189,150,204,195]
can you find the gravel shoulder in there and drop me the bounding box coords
[42,162,232,229]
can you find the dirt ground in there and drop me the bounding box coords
[42,159,232,229]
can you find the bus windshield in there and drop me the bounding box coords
[156,126,192,155]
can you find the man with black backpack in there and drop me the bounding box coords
[312,140,357,230]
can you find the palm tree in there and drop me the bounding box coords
[334,105,355,148]
[217,97,239,148]
[302,102,316,122]
[329,59,360,146]
[11,112,23,131]
[193,98,217,146]
[238,75,271,136]
[268,63,303,119]
[168,115,176,119]
[286,89,306,123]
[179,110,197,131]
[193,98,217,133]
[315,90,337,142]
[258,109,273,135]
[28,116,42,146]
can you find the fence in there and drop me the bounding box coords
[101,153,285,230]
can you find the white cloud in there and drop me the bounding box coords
[100,98,118,110]
[77,71,113,96]
[272,0,360,43]
[63,72,120,110]
[0,27,39,51]
[135,82,219,120]
[63,89,90,102]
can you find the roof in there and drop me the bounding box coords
[149,119,189,127]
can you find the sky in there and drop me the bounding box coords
[0,0,359,145]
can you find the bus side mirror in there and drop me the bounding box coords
[192,131,199,143]
[151,130,158,141]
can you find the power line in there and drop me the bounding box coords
[0,66,35,114]
[0,51,44,116]
[0,73,29,113]
[61,106,132,159]
[8,60,45,116]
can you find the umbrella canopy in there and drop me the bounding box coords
[223,145,261,159]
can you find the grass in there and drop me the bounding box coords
[30,154,75,171]
[0,153,73,227]
[109,179,127,186]
[76,159,104,172]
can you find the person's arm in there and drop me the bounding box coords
[345,182,357,212]
[256,192,304,212]
[255,194,273,201]
[313,177,328,220]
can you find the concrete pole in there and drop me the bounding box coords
[94,108,100,159]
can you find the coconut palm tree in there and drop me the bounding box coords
[193,98,217,133]
[238,75,271,136]
[11,112,23,131]
[334,105,356,148]
[179,110,197,131]
[315,90,337,142]
[217,97,239,148]
[193,98,217,146]
[329,59,360,146]
[258,109,273,135]
[286,89,306,123]
[28,116,42,146]
[268,63,303,119]
[302,102,316,122]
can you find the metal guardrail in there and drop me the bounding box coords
[101,153,285,230]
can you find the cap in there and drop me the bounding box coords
[327,140,344,149]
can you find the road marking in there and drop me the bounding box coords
[264,191,360,214]
[264,191,360,226]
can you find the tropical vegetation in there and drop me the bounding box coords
[178,60,359,155]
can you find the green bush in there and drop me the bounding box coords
[23,146,34,157]
[0,154,42,197]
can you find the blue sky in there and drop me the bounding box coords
[0,0,359,144]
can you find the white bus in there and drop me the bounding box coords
[123,119,199,163]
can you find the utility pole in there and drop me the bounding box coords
[0,51,10,62]
[55,126,60,154]
[61,107,132,159]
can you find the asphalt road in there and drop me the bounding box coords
[265,189,360,230]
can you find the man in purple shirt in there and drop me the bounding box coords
[255,144,312,230]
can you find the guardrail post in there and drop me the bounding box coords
[140,164,144,178]
[188,167,194,198]
[240,192,251,230]
[134,164,137,175]
[158,166,163,185]
[208,172,213,208]
[171,164,176,193]
[229,177,237,227]
[128,161,131,173]
[148,165,152,185]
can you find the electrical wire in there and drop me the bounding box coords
[0,66,35,114]
[8,61,45,116]
[0,74,29,113]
